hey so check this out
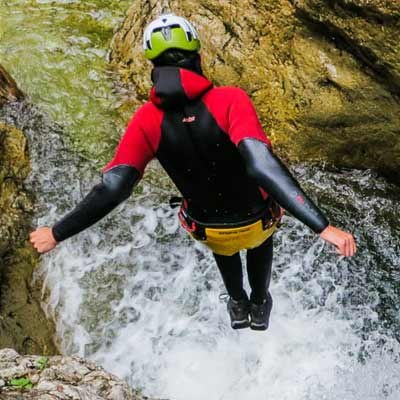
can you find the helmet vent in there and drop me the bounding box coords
[161,27,172,40]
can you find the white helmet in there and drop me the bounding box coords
[143,13,201,60]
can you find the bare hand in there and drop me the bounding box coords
[30,227,58,254]
[319,225,357,257]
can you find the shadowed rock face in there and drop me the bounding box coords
[0,124,30,260]
[110,0,400,183]
[0,64,23,105]
[0,66,57,355]
[293,0,400,94]
[0,349,151,400]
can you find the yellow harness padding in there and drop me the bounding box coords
[198,219,278,256]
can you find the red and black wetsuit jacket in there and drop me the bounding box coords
[52,67,328,242]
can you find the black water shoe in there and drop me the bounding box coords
[250,292,273,331]
[227,297,250,329]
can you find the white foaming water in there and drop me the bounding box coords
[37,172,400,399]
[38,202,400,400]
[4,102,399,400]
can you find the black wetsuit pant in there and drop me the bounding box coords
[213,236,273,305]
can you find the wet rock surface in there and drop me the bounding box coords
[0,66,57,355]
[110,0,400,182]
[0,65,23,106]
[0,123,30,259]
[0,349,153,400]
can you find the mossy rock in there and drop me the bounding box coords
[0,245,58,355]
[110,0,400,182]
[0,64,23,105]
[0,121,57,355]
[0,123,31,259]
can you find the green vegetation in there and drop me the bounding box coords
[10,377,33,389]
[35,356,49,370]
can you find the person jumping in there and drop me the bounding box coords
[30,13,357,331]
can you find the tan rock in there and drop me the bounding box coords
[293,0,400,92]
[0,64,23,106]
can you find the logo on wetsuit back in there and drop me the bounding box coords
[182,116,196,123]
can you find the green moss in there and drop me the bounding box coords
[0,123,31,257]
[0,123,58,355]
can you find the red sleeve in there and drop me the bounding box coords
[227,88,271,147]
[103,103,162,175]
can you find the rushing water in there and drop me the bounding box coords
[1,1,400,399]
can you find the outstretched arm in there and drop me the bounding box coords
[30,103,159,254]
[227,88,356,256]
[30,165,140,253]
[53,165,139,241]
[238,139,356,256]
[238,138,328,233]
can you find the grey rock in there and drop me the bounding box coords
[0,348,19,362]
[0,349,158,399]
[0,365,28,380]
[108,384,132,400]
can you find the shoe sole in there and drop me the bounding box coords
[250,322,268,331]
[227,298,250,329]
[231,319,250,329]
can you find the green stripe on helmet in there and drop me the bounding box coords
[144,26,200,60]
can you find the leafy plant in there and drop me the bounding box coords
[35,356,49,370]
[10,377,33,389]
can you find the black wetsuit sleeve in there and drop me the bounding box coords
[238,138,329,233]
[52,165,140,242]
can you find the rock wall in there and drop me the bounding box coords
[0,65,23,106]
[0,66,57,355]
[0,349,150,400]
[110,0,400,182]
[0,123,30,261]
